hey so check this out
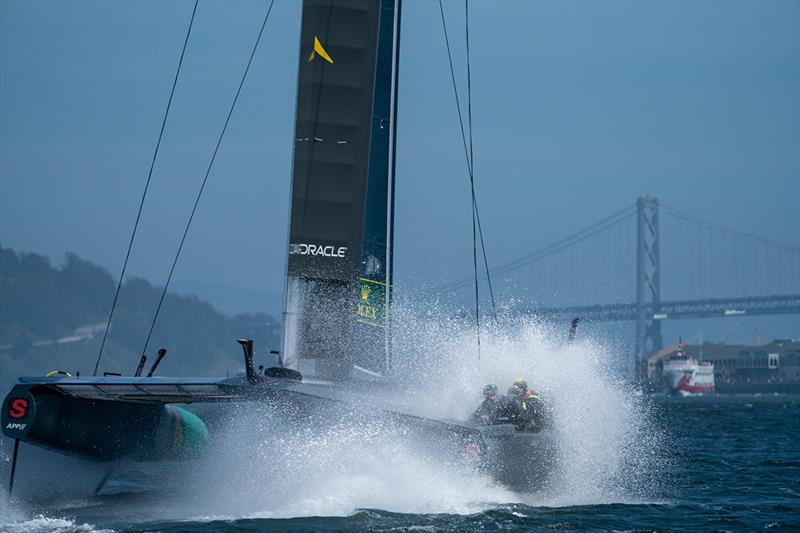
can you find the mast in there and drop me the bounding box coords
[282,0,401,380]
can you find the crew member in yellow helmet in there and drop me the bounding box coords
[508,378,546,432]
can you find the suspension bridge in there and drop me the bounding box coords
[449,196,800,361]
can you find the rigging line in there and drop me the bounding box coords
[141,0,276,359]
[472,196,496,316]
[660,204,800,254]
[464,0,496,320]
[93,0,199,377]
[463,0,481,333]
[443,203,637,290]
[439,0,482,360]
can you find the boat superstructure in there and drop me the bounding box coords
[662,349,715,395]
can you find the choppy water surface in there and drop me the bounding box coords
[1,320,798,532]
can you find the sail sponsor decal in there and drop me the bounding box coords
[290,242,347,258]
[2,388,36,439]
[357,277,387,328]
[8,398,28,419]
[308,36,334,64]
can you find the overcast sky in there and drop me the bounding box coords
[1,0,798,344]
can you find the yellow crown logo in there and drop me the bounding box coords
[361,284,371,301]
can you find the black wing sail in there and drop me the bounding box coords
[283,0,401,379]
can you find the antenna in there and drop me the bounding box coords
[568,318,580,343]
[238,339,258,385]
[146,349,167,377]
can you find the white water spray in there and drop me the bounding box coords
[390,305,665,506]
[157,305,664,521]
[1,306,664,527]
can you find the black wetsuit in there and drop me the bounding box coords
[516,393,546,432]
[470,397,498,425]
[471,394,546,429]
[493,395,521,425]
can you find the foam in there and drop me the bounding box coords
[3,306,664,525]
[0,516,113,533]
[163,307,664,520]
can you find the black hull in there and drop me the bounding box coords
[3,375,556,491]
[479,425,558,492]
[2,385,209,462]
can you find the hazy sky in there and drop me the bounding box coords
[1,0,798,344]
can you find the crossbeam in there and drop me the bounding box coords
[527,294,800,323]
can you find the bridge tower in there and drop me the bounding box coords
[635,196,662,361]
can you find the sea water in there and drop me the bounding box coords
[1,316,798,532]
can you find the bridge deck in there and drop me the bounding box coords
[528,294,800,322]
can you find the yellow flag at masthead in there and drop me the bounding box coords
[308,36,334,64]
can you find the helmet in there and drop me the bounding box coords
[513,379,528,391]
[483,384,498,397]
[507,384,524,398]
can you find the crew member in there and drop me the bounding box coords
[513,379,540,402]
[508,379,546,432]
[470,384,499,425]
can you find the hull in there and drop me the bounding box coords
[663,359,715,395]
[3,375,555,492]
[2,385,209,461]
[477,425,557,491]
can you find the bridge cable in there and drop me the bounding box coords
[140,0,276,359]
[488,204,636,275]
[93,0,199,376]
[443,203,636,291]
[660,204,800,254]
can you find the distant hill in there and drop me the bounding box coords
[171,279,283,319]
[0,248,280,392]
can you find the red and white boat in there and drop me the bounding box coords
[662,350,715,395]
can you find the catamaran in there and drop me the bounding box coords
[2,0,556,494]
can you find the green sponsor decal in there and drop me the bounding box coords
[357,278,386,327]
